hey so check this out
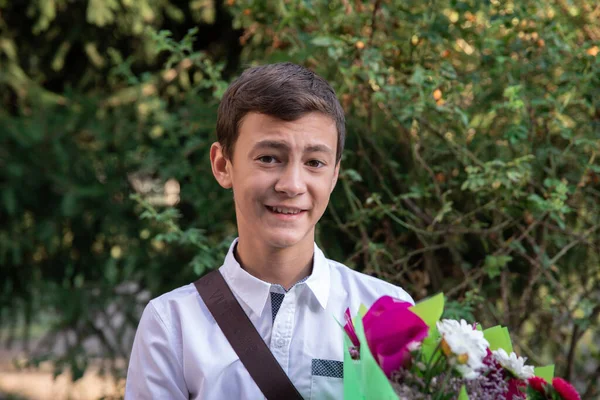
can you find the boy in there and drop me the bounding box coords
[125,63,413,399]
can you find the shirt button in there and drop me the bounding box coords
[276,338,286,348]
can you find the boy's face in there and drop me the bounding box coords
[211,112,340,251]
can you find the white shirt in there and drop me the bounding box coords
[125,239,413,400]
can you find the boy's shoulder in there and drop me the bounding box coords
[326,257,414,305]
[151,282,197,304]
[145,283,199,324]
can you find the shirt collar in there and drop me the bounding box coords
[305,243,330,310]
[219,239,331,317]
[220,239,272,317]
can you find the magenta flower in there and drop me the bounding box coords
[505,377,526,399]
[362,296,429,377]
[343,307,360,348]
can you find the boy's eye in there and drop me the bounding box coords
[258,155,278,164]
[306,160,324,168]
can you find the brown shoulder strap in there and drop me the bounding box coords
[194,270,303,400]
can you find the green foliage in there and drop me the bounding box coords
[483,255,513,279]
[443,289,483,322]
[1,0,599,397]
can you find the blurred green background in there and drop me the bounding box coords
[1,0,599,398]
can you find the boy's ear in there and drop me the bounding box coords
[330,161,341,193]
[210,142,233,189]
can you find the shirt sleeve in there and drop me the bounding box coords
[125,302,188,399]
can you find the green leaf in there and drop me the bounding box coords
[344,169,363,182]
[358,304,368,317]
[420,326,442,365]
[458,385,469,400]
[343,335,364,400]
[61,193,78,217]
[483,325,513,353]
[311,36,343,47]
[534,365,555,381]
[2,189,17,215]
[86,0,119,27]
[483,255,512,279]
[352,316,398,399]
[410,292,445,329]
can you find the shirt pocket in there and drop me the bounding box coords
[310,359,343,400]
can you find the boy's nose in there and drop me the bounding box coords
[274,164,307,197]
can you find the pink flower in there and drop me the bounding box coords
[362,296,429,377]
[343,307,360,348]
[552,378,581,400]
[505,378,526,399]
[527,377,548,393]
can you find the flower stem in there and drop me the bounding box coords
[424,341,444,391]
[433,366,453,400]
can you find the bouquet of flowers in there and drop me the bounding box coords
[342,294,581,400]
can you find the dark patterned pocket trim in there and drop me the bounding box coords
[312,359,343,378]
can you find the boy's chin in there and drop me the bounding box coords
[263,230,312,249]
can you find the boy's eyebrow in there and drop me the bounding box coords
[304,144,334,154]
[252,140,334,155]
[253,140,290,151]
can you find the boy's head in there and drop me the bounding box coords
[210,63,345,251]
[216,62,346,163]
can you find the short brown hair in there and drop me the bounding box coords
[216,62,346,163]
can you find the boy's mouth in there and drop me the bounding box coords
[265,205,306,216]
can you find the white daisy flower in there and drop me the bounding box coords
[436,319,489,379]
[492,348,535,379]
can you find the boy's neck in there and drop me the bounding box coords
[234,237,314,291]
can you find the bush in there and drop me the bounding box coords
[1,0,598,396]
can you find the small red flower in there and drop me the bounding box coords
[552,377,581,400]
[527,376,547,393]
